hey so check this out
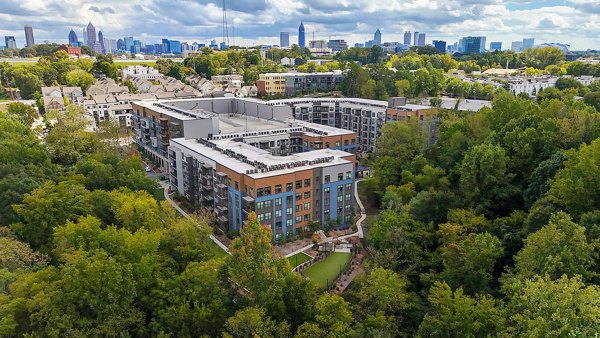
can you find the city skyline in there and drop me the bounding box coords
[0,1,598,50]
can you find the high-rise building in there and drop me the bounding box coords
[460,36,486,53]
[132,40,142,54]
[489,41,502,51]
[124,37,134,53]
[433,40,446,53]
[298,22,305,47]
[82,28,87,46]
[68,29,79,46]
[417,33,426,46]
[116,38,124,51]
[4,36,17,49]
[374,29,382,45]
[511,41,523,52]
[522,38,535,50]
[86,22,96,49]
[413,32,419,47]
[327,39,348,52]
[24,25,34,48]
[280,32,290,47]
[98,31,105,54]
[169,40,182,54]
[162,38,170,53]
[404,31,412,45]
[104,38,116,54]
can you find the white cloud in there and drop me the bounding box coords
[0,0,597,50]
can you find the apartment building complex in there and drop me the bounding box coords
[257,71,344,96]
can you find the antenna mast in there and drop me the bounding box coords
[222,0,229,47]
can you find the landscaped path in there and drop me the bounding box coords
[160,181,230,254]
[284,178,367,258]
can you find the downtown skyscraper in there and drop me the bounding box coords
[24,25,34,47]
[298,22,305,47]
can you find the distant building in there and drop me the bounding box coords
[280,32,290,47]
[404,31,412,45]
[257,71,343,96]
[537,43,570,53]
[92,42,102,55]
[86,22,96,49]
[82,28,87,46]
[460,36,486,54]
[68,29,79,46]
[522,38,535,50]
[309,40,327,49]
[124,37,134,53]
[121,65,161,80]
[511,41,523,52]
[354,43,364,48]
[489,41,502,51]
[433,40,446,53]
[58,44,82,57]
[4,36,17,49]
[24,25,34,47]
[327,39,348,52]
[98,31,105,54]
[413,32,419,46]
[417,33,426,46]
[104,38,116,54]
[209,40,219,49]
[298,22,306,47]
[374,29,382,46]
[116,38,124,51]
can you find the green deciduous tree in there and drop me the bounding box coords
[65,68,94,91]
[513,212,597,280]
[224,306,289,338]
[418,281,505,338]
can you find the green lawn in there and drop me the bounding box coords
[114,60,157,67]
[303,252,352,290]
[288,252,312,268]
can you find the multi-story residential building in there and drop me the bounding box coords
[257,71,343,97]
[280,32,290,47]
[506,76,558,97]
[132,99,358,239]
[122,65,162,80]
[24,25,34,48]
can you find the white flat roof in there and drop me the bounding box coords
[134,100,215,120]
[172,137,353,179]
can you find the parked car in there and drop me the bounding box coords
[144,166,152,172]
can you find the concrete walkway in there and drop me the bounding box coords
[160,182,230,254]
[285,178,367,258]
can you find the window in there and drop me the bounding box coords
[256,201,263,209]
[264,212,272,220]
[235,181,239,190]
[275,210,282,218]
[304,214,310,221]
[286,182,293,192]
[346,171,352,179]
[304,202,311,210]
[296,180,302,189]
[275,198,282,206]
[286,207,293,215]
[338,185,343,192]
[296,193,302,201]
[264,200,272,208]
[345,183,351,190]
[286,219,293,226]
[337,195,343,202]
[345,204,351,210]
[296,215,302,223]
[286,196,293,204]
[338,173,343,181]
[324,175,330,183]
[344,140,349,146]
[324,187,330,193]
[335,141,340,147]
[296,205,302,212]
[257,213,264,222]
[345,194,351,201]
[324,198,330,205]
[304,179,311,187]
[275,184,282,194]
[304,191,311,199]
[325,142,330,148]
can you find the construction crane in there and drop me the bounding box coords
[222,0,229,47]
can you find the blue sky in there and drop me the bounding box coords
[0,0,598,50]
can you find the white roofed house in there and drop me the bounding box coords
[41,87,62,98]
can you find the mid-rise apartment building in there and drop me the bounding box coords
[257,71,344,97]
